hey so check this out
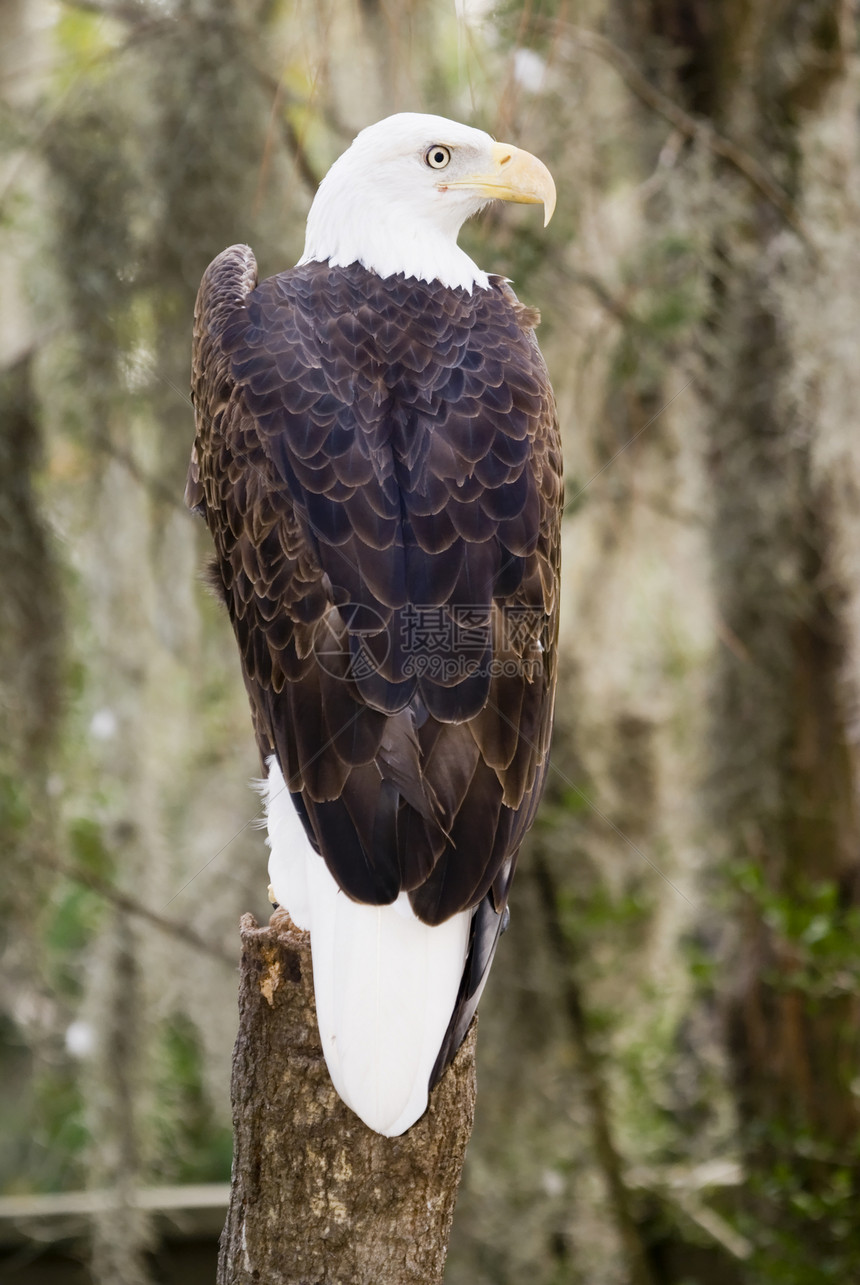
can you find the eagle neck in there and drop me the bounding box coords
[297,172,490,293]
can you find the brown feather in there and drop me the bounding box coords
[189,244,560,934]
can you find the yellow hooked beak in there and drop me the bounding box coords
[443,141,557,226]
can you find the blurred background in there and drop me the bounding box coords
[2,1,860,1282]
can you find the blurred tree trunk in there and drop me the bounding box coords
[624,0,860,1268]
[0,2,63,803]
[218,911,477,1285]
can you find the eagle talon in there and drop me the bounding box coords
[267,883,280,908]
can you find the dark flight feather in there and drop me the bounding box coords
[189,245,561,1082]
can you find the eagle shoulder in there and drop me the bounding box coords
[186,245,259,513]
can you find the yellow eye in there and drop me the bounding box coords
[425,145,451,170]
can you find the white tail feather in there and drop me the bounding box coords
[258,757,311,930]
[261,758,471,1136]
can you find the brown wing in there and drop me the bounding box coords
[189,246,561,930]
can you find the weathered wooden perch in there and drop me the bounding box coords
[217,910,477,1285]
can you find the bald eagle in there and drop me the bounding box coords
[187,114,561,1136]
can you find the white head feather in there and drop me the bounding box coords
[298,113,500,292]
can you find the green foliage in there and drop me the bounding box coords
[153,1017,232,1184]
[741,1145,860,1284]
[0,770,32,838]
[682,934,719,989]
[610,232,708,397]
[556,877,653,946]
[27,1066,90,1194]
[44,884,103,965]
[53,7,118,92]
[68,816,114,881]
[1,1024,91,1197]
[733,863,860,997]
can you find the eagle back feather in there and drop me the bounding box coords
[189,243,561,1106]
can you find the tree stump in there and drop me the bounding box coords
[217,910,477,1285]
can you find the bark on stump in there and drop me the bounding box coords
[217,910,477,1285]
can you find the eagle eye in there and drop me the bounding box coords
[425,145,451,170]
